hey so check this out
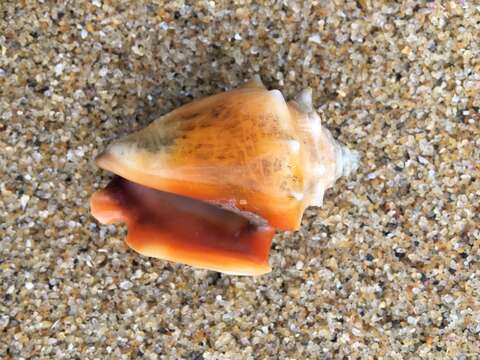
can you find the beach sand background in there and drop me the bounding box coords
[1,1,479,358]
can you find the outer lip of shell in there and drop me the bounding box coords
[91,176,275,276]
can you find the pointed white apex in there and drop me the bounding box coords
[295,88,313,113]
[269,89,285,102]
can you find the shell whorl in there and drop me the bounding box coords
[334,140,360,180]
[319,127,360,181]
[290,87,360,207]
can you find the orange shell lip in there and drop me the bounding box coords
[90,176,275,276]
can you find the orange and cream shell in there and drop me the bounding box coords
[90,77,359,275]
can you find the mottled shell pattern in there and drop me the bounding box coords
[91,77,359,275]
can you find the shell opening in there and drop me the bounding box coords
[91,177,275,276]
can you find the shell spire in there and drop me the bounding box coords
[334,138,361,179]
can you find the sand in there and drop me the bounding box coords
[1,1,479,358]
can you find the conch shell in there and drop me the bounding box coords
[91,77,359,275]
